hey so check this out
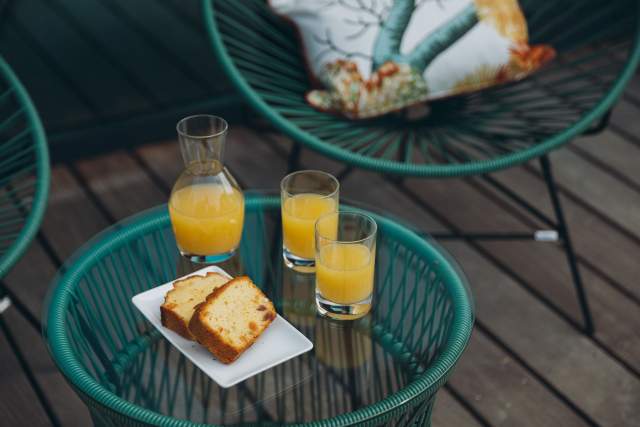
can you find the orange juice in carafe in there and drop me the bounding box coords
[170,116,244,262]
[169,179,244,257]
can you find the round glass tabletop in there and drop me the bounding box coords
[44,194,474,426]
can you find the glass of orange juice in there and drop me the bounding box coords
[315,212,377,320]
[169,115,244,263]
[280,170,339,272]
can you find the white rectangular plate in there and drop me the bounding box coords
[131,265,313,388]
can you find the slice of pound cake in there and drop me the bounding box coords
[188,276,276,364]
[161,272,229,340]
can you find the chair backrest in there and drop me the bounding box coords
[0,55,49,278]
[205,0,640,177]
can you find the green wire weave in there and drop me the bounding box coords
[0,55,50,278]
[45,196,474,426]
[203,0,640,177]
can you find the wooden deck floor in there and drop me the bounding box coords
[2,73,640,426]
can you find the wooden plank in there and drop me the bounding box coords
[569,131,640,190]
[400,172,640,373]
[3,239,58,319]
[0,183,94,426]
[130,140,179,191]
[449,333,588,427]
[2,307,91,427]
[489,162,640,301]
[480,239,640,373]
[431,391,483,427]
[73,150,167,220]
[0,173,99,426]
[41,166,110,260]
[0,316,52,427]
[441,241,640,427]
[133,126,288,193]
[533,149,640,236]
[611,99,640,142]
[616,62,640,100]
[0,164,130,426]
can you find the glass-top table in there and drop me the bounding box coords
[44,194,474,426]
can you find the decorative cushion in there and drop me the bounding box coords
[270,0,555,119]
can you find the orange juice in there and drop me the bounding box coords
[282,194,337,259]
[316,243,375,304]
[169,184,244,256]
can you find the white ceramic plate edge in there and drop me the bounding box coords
[131,265,313,388]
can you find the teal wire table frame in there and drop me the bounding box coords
[202,0,640,336]
[44,195,474,426]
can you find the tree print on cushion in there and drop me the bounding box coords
[270,0,555,119]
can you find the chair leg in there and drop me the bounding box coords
[582,108,612,136]
[539,155,595,335]
[0,313,62,426]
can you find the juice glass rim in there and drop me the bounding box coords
[176,114,228,140]
[315,211,377,245]
[280,170,340,200]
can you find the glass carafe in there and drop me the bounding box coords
[169,115,245,263]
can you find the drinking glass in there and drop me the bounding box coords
[315,212,377,320]
[280,170,339,271]
[169,115,244,263]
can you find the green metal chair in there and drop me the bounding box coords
[45,197,474,426]
[0,55,49,278]
[0,55,52,420]
[203,0,640,335]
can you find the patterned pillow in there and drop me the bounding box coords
[269,0,555,119]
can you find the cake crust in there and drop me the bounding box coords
[160,303,192,339]
[188,276,276,364]
[160,272,229,340]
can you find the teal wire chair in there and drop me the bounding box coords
[0,55,53,421]
[203,0,640,335]
[0,55,49,278]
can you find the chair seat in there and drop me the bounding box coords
[204,0,640,177]
[0,56,49,278]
